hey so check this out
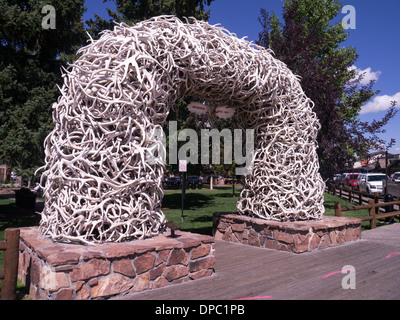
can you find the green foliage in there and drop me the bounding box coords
[87,0,214,39]
[0,0,87,178]
[258,0,397,178]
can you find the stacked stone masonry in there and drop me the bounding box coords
[18,227,215,300]
[213,213,362,254]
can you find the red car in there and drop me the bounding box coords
[343,173,360,188]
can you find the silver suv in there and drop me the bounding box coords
[357,173,387,195]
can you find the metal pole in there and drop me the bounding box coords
[181,171,185,222]
[178,160,187,223]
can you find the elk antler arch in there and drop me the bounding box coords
[39,16,325,244]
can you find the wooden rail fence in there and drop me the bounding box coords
[327,183,400,229]
[327,183,385,205]
[0,228,20,300]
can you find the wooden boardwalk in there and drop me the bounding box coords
[120,223,400,300]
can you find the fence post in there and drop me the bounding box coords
[334,202,342,217]
[349,186,352,203]
[374,192,380,215]
[358,188,362,205]
[1,228,20,300]
[339,185,342,198]
[332,183,336,196]
[368,199,376,229]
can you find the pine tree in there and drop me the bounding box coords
[0,0,87,183]
[86,0,213,39]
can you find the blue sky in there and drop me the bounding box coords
[84,0,400,154]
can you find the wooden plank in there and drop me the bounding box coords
[1,228,20,300]
[284,243,400,300]
[334,202,342,217]
[342,204,371,212]
[119,224,400,300]
[375,201,400,208]
[369,199,377,229]
[375,211,400,220]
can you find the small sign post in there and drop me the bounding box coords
[179,160,187,222]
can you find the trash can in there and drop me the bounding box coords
[384,193,394,223]
[14,188,37,211]
[384,194,394,212]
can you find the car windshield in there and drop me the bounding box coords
[393,174,400,180]
[349,174,359,180]
[367,175,386,182]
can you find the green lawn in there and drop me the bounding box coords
[162,185,239,235]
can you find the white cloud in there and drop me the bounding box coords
[349,65,382,85]
[360,92,400,114]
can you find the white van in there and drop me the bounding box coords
[357,173,388,194]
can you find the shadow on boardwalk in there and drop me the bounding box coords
[120,223,400,300]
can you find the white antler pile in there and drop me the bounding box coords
[39,16,324,244]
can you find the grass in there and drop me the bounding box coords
[162,185,239,235]
[322,192,384,230]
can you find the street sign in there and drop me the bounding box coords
[179,160,187,172]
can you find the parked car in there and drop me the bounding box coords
[165,176,181,188]
[187,175,203,189]
[333,174,342,183]
[225,176,237,184]
[203,175,218,184]
[357,173,388,195]
[343,173,359,188]
[391,171,400,183]
[329,173,343,186]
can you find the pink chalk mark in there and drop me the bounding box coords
[385,252,400,258]
[323,269,352,278]
[236,296,272,300]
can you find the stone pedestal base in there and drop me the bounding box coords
[18,227,215,300]
[213,213,361,254]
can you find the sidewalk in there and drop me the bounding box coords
[119,223,400,300]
